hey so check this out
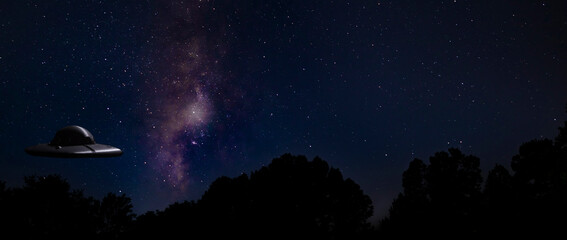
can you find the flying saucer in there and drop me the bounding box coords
[25,125,122,158]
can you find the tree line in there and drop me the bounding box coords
[1,109,566,238]
[0,154,373,239]
[380,108,567,237]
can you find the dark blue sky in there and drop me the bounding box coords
[1,0,566,220]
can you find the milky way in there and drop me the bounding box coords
[141,1,229,192]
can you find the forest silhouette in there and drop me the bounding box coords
[1,107,567,239]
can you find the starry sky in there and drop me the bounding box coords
[1,0,566,220]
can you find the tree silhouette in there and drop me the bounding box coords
[380,148,483,237]
[507,137,567,235]
[95,193,136,239]
[126,201,201,239]
[480,164,514,235]
[379,159,428,235]
[382,106,567,237]
[128,154,373,240]
[479,107,567,236]
[0,174,134,239]
[428,149,483,234]
[7,175,94,238]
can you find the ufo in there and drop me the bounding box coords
[25,125,123,158]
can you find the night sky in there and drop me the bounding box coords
[1,0,566,220]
